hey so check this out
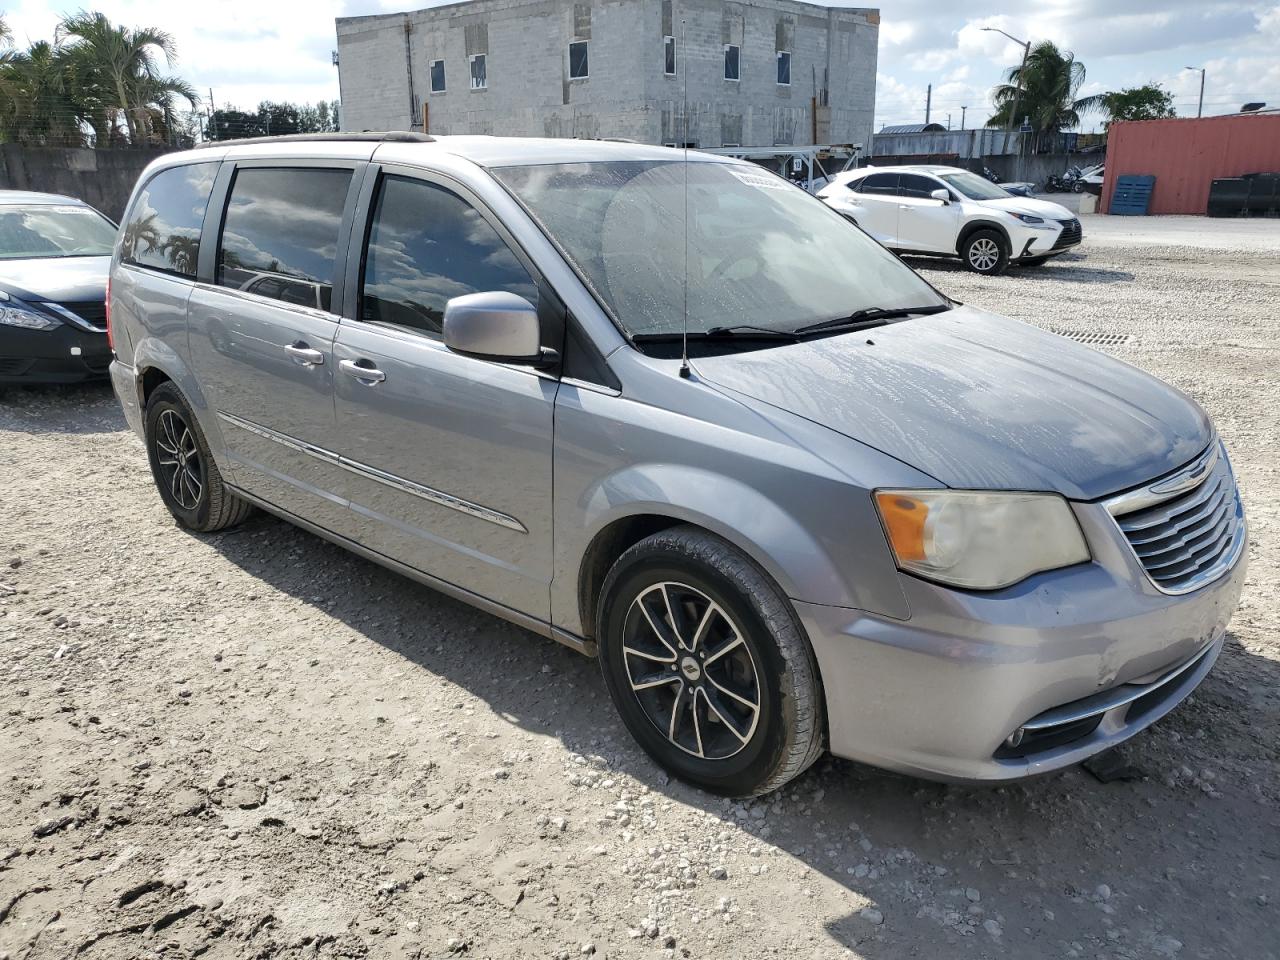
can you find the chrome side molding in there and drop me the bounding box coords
[216,410,528,534]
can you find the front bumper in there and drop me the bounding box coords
[0,322,110,384]
[1012,218,1083,260]
[798,501,1246,783]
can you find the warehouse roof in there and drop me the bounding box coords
[877,123,947,134]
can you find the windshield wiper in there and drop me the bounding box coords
[794,303,951,336]
[634,325,799,342]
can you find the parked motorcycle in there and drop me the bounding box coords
[1046,166,1083,193]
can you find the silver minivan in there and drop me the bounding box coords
[108,133,1246,797]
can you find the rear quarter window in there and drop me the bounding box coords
[121,162,219,278]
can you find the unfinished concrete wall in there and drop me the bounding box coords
[0,146,177,220]
[336,0,879,149]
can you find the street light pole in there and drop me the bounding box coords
[1186,66,1206,118]
[983,27,1032,180]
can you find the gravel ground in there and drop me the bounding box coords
[2,217,1277,960]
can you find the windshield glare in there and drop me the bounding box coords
[492,160,945,338]
[0,204,117,260]
[938,172,1012,201]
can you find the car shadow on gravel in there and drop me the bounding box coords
[909,255,1136,285]
[197,509,1276,959]
[0,381,123,435]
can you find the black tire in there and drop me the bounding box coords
[961,229,1009,275]
[144,382,252,533]
[596,526,824,797]
[1072,181,1084,193]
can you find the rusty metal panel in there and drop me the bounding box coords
[1102,115,1280,215]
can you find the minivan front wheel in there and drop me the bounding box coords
[597,527,824,796]
[961,230,1009,275]
[145,382,252,533]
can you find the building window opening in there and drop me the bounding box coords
[430,59,446,93]
[569,40,589,79]
[664,35,675,75]
[724,44,740,81]
[776,50,791,86]
[469,53,487,89]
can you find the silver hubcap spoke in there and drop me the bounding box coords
[155,409,203,511]
[970,238,998,270]
[622,581,762,760]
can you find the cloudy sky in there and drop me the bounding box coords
[3,0,1277,132]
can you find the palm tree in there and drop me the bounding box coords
[0,41,86,146]
[55,11,197,145]
[987,41,1103,151]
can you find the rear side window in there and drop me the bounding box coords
[898,174,942,199]
[855,173,899,195]
[361,175,537,338]
[216,167,352,313]
[121,162,219,277]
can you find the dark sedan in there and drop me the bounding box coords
[0,191,116,385]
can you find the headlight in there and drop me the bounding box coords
[1009,212,1047,225]
[0,304,61,330]
[874,490,1090,589]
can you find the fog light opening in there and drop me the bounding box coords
[1004,728,1025,749]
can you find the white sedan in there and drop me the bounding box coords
[817,165,1082,274]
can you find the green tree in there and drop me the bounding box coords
[55,10,197,145]
[0,41,85,145]
[1100,84,1176,126]
[986,40,1104,150]
[206,100,342,141]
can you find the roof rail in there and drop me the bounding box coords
[197,131,434,149]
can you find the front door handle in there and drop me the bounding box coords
[339,358,386,384]
[285,342,325,366]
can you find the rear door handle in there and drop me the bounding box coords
[285,342,325,366]
[339,358,386,384]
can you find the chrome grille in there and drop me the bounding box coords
[1107,444,1245,594]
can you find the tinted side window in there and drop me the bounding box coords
[899,174,943,199]
[856,173,899,195]
[361,176,537,338]
[216,167,352,313]
[121,162,219,277]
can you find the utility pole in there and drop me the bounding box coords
[925,84,932,124]
[1186,66,1206,118]
[961,105,967,130]
[982,27,1032,180]
[208,88,216,140]
[946,113,951,130]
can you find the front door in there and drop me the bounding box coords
[331,169,557,620]
[186,163,360,532]
[894,173,960,253]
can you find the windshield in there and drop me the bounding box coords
[937,171,1012,202]
[492,160,945,338]
[0,204,117,260]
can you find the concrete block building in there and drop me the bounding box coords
[335,0,879,150]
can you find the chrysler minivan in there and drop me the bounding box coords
[108,134,1246,797]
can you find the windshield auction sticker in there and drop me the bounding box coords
[728,170,793,191]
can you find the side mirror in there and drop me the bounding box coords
[443,291,552,366]
[930,188,951,204]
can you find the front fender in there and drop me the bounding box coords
[582,463,846,607]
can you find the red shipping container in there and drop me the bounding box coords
[1101,114,1280,215]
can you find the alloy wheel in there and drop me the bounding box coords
[154,408,204,510]
[969,237,1000,271]
[622,581,762,760]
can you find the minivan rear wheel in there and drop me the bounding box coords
[145,382,252,532]
[961,229,1009,275]
[597,527,824,797]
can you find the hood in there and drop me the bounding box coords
[694,307,1212,501]
[979,196,1076,220]
[0,256,110,303]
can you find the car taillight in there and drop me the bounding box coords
[105,277,113,351]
